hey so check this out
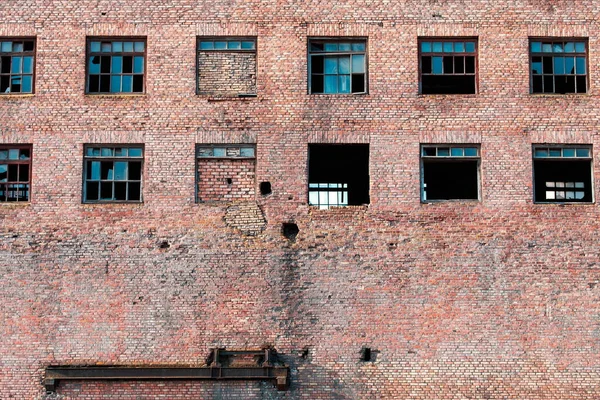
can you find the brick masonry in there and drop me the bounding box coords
[1,1,600,399]
[197,158,256,202]
[197,52,257,96]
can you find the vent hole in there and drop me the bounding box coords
[260,181,272,196]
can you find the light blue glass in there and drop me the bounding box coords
[111,56,122,73]
[564,42,575,52]
[101,148,113,156]
[89,56,100,74]
[432,56,443,74]
[240,147,254,157]
[228,41,241,49]
[576,57,586,74]
[324,75,337,93]
[534,149,548,157]
[123,42,134,52]
[110,75,121,93]
[200,41,213,50]
[8,149,19,160]
[465,147,478,157]
[351,43,365,51]
[90,42,101,52]
[451,148,464,157]
[565,57,575,74]
[213,147,225,157]
[21,76,32,93]
[1,42,12,52]
[133,56,144,73]
[530,42,541,52]
[465,42,476,52]
[215,41,226,50]
[339,43,351,51]
[433,42,443,52]
[114,162,128,180]
[13,42,23,52]
[0,150,7,160]
[575,42,585,52]
[437,148,450,156]
[122,75,132,92]
[352,55,364,73]
[134,42,145,52]
[552,43,563,53]
[324,57,338,74]
[23,56,33,73]
[549,149,561,157]
[339,56,350,74]
[531,59,542,74]
[115,148,128,157]
[324,43,338,51]
[421,42,432,52]
[101,42,112,52]
[128,148,143,157]
[90,161,100,180]
[576,148,590,157]
[563,148,575,157]
[542,43,552,52]
[11,57,21,74]
[338,75,350,93]
[112,42,123,52]
[241,41,255,50]
[454,42,465,52]
[553,57,564,74]
[0,165,6,181]
[443,42,453,52]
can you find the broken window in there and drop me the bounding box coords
[83,145,143,202]
[308,144,369,209]
[0,145,31,202]
[308,39,367,94]
[197,37,257,96]
[0,39,35,94]
[421,145,480,201]
[530,39,587,94]
[86,38,146,94]
[196,145,256,202]
[419,39,477,94]
[533,145,592,203]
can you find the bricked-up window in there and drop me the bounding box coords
[0,39,35,94]
[308,144,369,209]
[530,39,588,94]
[196,145,256,202]
[308,39,367,94]
[86,38,145,94]
[421,145,480,201]
[0,145,31,202]
[197,38,256,96]
[419,39,477,94]
[533,146,592,203]
[83,146,143,203]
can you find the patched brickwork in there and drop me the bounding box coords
[197,158,255,202]
[225,201,267,235]
[198,52,256,96]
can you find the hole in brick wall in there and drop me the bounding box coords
[226,178,233,185]
[300,347,310,359]
[159,241,170,249]
[282,223,299,242]
[360,347,377,362]
[260,181,272,196]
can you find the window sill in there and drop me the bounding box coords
[203,95,258,102]
[0,94,35,99]
[529,93,590,97]
[0,202,31,207]
[82,202,144,206]
[533,201,594,205]
[309,92,369,96]
[84,94,146,98]
[418,93,477,97]
[308,204,369,211]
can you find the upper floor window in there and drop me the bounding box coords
[83,145,143,203]
[308,39,367,94]
[419,38,477,94]
[0,39,35,94]
[421,145,480,201]
[86,38,145,94]
[530,39,587,94]
[0,145,31,202]
[197,38,257,97]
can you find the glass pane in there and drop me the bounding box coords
[465,147,478,156]
[309,191,319,205]
[338,75,350,93]
[339,56,350,74]
[23,56,33,73]
[8,149,19,160]
[11,57,21,73]
[565,57,575,74]
[14,42,24,53]
[21,76,32,93]
[213,147,225,157]
[134,42,145,52]
[451,147,464,156]
[122,75,132,92]
[324,75,337,93]
[101,42,112,52]
[433,42,443,52]
[454,42,465,52]
[129,148,143,157]
[531,57,542,74]
[310,42,324,51]
[576,57,586,74]
[228,41,241,50]
[564,42,575,52]
[552,43,563,53]
[576,148,590,157]
[432,56,443,74]
[563,148,575,157]
[123,42,134,52]
[542,43,552,52]
[215,41,227,50]
[534,149,548,157]
[101,147,113,156]
[0,165,6,181]
[241,41,255,50]
[339,43,351,51]
[0,150,6,160]
[465,42,476,52]
[112,42,122,52]
[553,57,564,74]
[101,162,114,180]
[114,161,127,180]
[110,75,121,93]
[443,42,453,52]
[324,43,338,51]
[352,54,365,73]
[324,57,338,74]
[240,147,255,157]
[90,41,101,52]
[115,148,128,157]
[530,42,541,52]
[575,42,585,52]
[89,56,100,74]
[437,147,450,156]
[133,56,144,73]
[1,42,12,52]
[549,149,561,157]
[351,42,365,51]
[19,149,30,159]
[111,56,122,73]
[10,77,21,92]
[421,42,432,52]
[200,41,213,50]
[89,161,100,180]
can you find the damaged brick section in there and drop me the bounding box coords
[224,201,266,236]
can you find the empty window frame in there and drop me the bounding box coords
[196,145,256,202]
[83,145,143,203]
[530,39,588,94]
[308,39,367,94]
[419,39,477,94]
[86,38,146,94]
[308,144,369,209]
[0,39,35,94]
[197,38,257,96]
[421,145,480,201]
[533,145,592,203]
[0,145,31,202]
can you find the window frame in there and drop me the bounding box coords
[532,144,593,204]
[420,144,481,202]
[0,144,32,203]
[307,37,368,95]
[0,37,36,95]
[82,144,144,204]
[529,37,589,95]
[85,37,147,95]
[418,37,478,95]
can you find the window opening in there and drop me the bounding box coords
[0,39,35,94]
[419,39,477,94]
[308,144,369,209]
[530,39,587,94]
[533,145,592,203]
[308,39,367,94]
[83,145,144,203]
[421,145,480,201]
[86,38,146,94]
[0,145,31,202]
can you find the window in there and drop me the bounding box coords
[197,38,257,96]
[530,39,587,94]
[419,38,477,94]
[196,145,256,202]
[0,145,31,202]
[86,38,145,94]
[308,39,367,94]
[533,145,592,203]
[308,144,369,209]
[0,39,35,94]
[421,145,480,201]
[83,145,143,203]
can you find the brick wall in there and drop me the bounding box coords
[1,1,600,399]
[197,158,255,201]
[198,52,257,96]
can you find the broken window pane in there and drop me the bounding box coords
[0,39,35,94]
[309,39,367,94]
[87,38,145,94]
[420,38,477,94]
[0,145,31,202]
[530,39,587,94]
[421,145,480,201]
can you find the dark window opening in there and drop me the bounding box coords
[420,39,477,95]
[360,347,377,362]
[260,181,272,196]
[282,223,299,241]
[0,39,35,94]
[421,145,480,201]
[308,144,369,209]
[0,145,31,202]
[309,39,367,94]
[533,146,592,203]
[530,40,587,94]
[86,38,146,94]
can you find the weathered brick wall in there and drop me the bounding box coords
[1,1,600,399]
[197,158,255,201]
[198,52,257,96]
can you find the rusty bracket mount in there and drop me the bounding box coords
[44,349,289,392]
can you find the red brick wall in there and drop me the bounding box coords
[197,158,256,201]
[1,1,600,399]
